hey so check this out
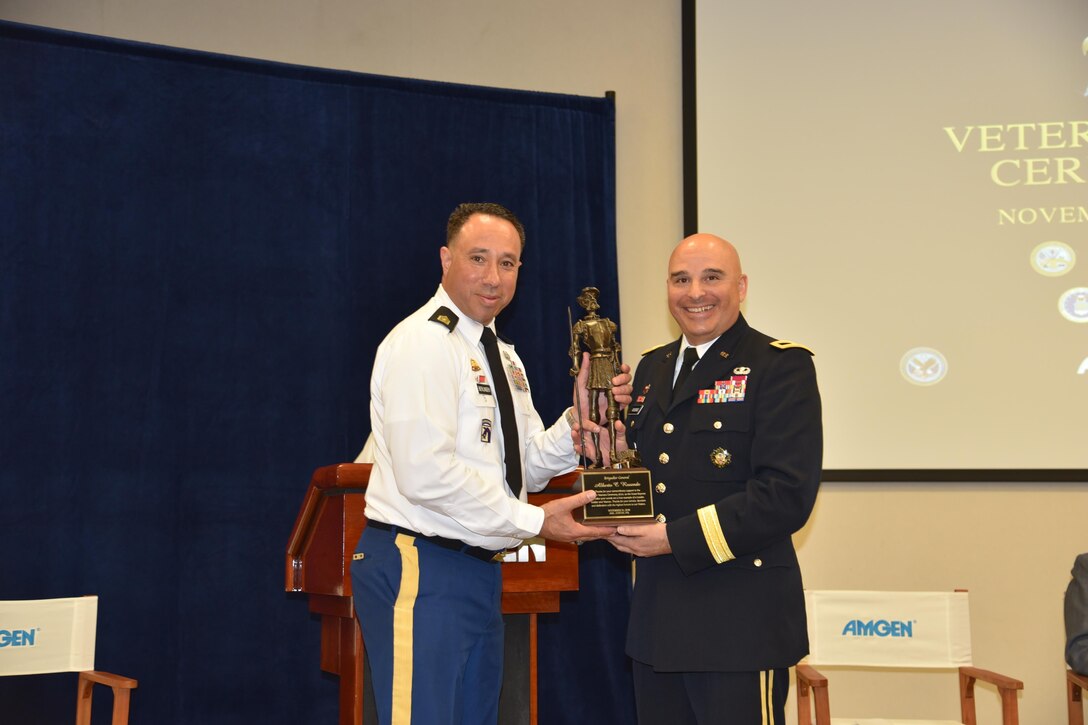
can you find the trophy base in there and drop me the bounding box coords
[578,467,656,526]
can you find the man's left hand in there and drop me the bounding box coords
[608,522,671,557]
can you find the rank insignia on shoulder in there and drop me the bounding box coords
[641,342,668,356]
[429,306,459,332]
[770,339,814,355]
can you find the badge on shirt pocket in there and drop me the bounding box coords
[481,418,493,443]
[475,373,493,396]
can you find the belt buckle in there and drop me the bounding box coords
[491,550,510,563]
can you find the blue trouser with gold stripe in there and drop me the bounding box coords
[351,524,505,725]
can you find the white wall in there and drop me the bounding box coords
[3,3,1084,723]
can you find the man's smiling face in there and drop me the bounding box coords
[667,234,748,345]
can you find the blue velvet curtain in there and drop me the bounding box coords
[0,20,634,725]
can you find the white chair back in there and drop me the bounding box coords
[0,595,98,676]
[805,590,972,668]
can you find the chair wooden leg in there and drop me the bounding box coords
[75,676,94,725]
[76,672,138,725]
[997,685,1020,725]
[795,665,829,725]
[1070,671,1085,725]
[110,688,132,725]
[959,670,977,725]
[796,674,813,725]
[796,676,812,725]
[811,682,830,725]
[960,667,1021,725]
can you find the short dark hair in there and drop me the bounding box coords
[446,202,526,251]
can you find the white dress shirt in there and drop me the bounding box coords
[363,285,578,549]
[673,335,721,385]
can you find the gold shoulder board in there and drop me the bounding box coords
[770,339,814,355]
[641,342,669,356]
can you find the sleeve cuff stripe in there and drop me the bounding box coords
[697,504,735,564]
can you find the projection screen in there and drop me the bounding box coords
[688,0,1088,478]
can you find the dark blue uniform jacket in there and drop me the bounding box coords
[624,313,823,672]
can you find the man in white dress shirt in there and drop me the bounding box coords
[352,202,630,725]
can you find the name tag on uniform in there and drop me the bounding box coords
[476,373,493,397]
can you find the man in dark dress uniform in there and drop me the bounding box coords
[609,234,823,725]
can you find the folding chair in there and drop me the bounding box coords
[795,590,1022,725]
[0,596,137,725]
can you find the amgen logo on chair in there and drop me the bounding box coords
[0,628,38,647]
[840,619,914,638]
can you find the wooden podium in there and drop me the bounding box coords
[285,463,581,725]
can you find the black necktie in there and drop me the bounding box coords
[480,327,523,498]
[673,346,700,395]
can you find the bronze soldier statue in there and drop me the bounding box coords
[569,287,622,467]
